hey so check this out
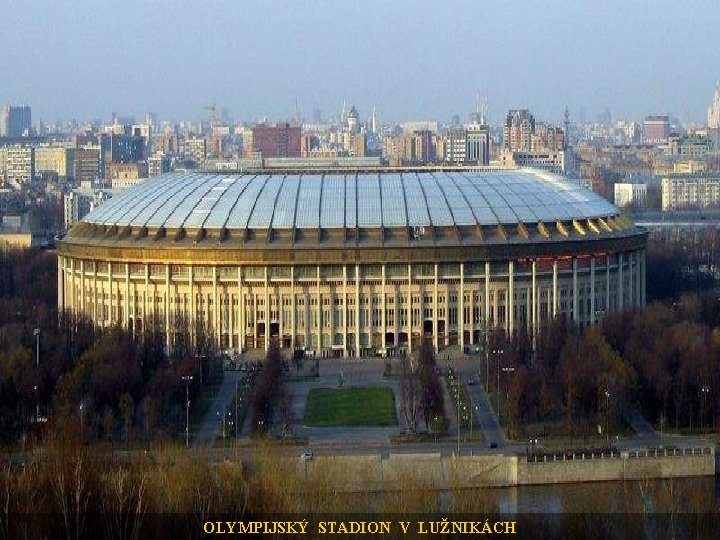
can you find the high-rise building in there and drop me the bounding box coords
[185,137,207,166]
[614,183,647,208]
[661,175,720,211]
[252,123,301,158]
[466,123,490,165]
[708,83,720,128]
[0,104,32,137]
[642,115,670,144]
[35,147,74,179]
[503,109,535,151]
[5,146,34,188]
[443,128,467,164]
[73,147,101,186]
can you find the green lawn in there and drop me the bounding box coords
[304,387,397,427]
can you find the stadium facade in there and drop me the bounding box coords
[57,169,647,356]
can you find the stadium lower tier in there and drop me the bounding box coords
[58,250,645,356]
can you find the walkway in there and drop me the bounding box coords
[452,360,507,448]
[194,370,244,447]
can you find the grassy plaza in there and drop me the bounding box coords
[304,386,397,427]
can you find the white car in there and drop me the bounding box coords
[300,450,314,461]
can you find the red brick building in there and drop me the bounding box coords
[251,123,301,158]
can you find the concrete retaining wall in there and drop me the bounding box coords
[298,447,715,491]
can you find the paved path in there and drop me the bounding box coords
[452,362,507,448]
[194,370,244,447]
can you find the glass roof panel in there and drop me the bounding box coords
[142,175,211,228]
[248,175,285,228]
[272,175,300,228]
[423,174,454,225]
[402,173,431,226]
[357,174,382,226]
[345,174,357,228]
[295,175,323,228]
[226,175,271,228]
[165,175,226,227]
[381,173,406,227]
[321,175,346,228]
[203,175,254,228]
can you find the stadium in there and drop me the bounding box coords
[57,169,647,356]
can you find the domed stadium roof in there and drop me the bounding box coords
[83,169,618,231]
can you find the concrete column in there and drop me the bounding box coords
[290,267,295,350]
[343,265,348,355]
[107,262,112,324]
[57,257,65,315]
[213,267,220,347]
[238,267,244,353]
[355,264,360,356]
[606,256,610,313]
[552,260,558,318]
[228,288,234,352]
[94,263,99,325]
[618,253,624,310]
[125,263,130,330]
[469,279,474,345]
[265,267,270,352]
[484,261,490,331]
[508,261,514,334]
[531,260,537,334]
[252,290,257,349]
[144,264,149,333]
[407,264,412,354]
[165,264,170,350]
[433,263,439,352]
[279,289,283,349]
[641,251,646,306]
[381,264,386,349]
[526,285,531,333]
[189,265,195,344]
[628,252,633,308]
[459,263,465,349]
[316,266,321,352]
[572,257,579,324]
[590,257,596,324]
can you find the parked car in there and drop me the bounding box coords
[300,450,314,461]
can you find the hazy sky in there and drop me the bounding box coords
[1,0,719,125]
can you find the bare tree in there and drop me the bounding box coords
[399,355,420,432]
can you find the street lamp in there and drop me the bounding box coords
[181,375,194,448]
[79,402,84,440]
[492,348,504,413]
[604,390,611,444]
[500,365,515,427]
[700,385,710,437]
[33,328,40,367]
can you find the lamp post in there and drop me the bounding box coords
[182,375,194,448]
[33,328,40,367]
[492,348,504,414]
[79,402,84,440]
[235,378,240,447]
[700,385,710,437]
[604,389,611,444]
[501,365,515,427]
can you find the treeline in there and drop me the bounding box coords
[646,228,720,301]
[0,247,218,446]
[250,344,285,434]
[497,292,720,440]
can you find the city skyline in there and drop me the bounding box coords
[1,0,719,123]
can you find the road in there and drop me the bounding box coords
[194,370,244,447]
